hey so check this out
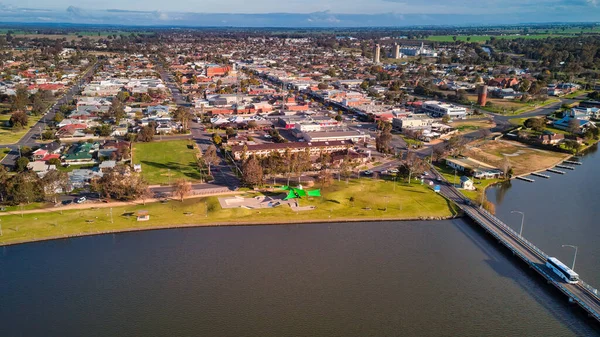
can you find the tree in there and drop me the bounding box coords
[31,93,46,115]
[41,170,69,203]
[398,151,427,183]
[212,133,222,146]
[109,98,125,124]
[317,169,333,188]
[47,158,62,166]
[173,107,193,131]
[11,85,29,111]
[375,123,393,154]
[445,136,466,156]
[241,155,263,187]
[96,124,112,137]
[203,145,219,176]
[524,117,545,132]
[441,115,451,124]
[95,165,148,201]
[15,156,30,172]
[53,111,65,123]
[173,178,191,202]
[10,111,28,129]
[5,171,43,205]
[567,118,580,135]
[137,125,155,142]
[247,120,258,130]
[0,165,9,202]
[500,156,511,178]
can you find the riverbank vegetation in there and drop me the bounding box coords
[0,179,457,246]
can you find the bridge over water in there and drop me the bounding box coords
[434,173,600,324]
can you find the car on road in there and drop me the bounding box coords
[75,197,87,204]
[388,169,399,174]
[62,200,73,205]
[363,170,373,176]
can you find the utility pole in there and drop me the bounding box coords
[110,208,113,224]
[562,245,578,271]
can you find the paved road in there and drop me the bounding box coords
[433,172,600,322]
[155,61,239,190]
[0,62,100,168]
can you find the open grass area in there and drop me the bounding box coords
[464,139,569,176]
[0,179,456,246]
[426,33,587,43]
[133,140,203,185]
[467,94,560,115]
[450,119,495,134]
[0,114,43,144]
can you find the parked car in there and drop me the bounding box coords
[62,200,73,205]
[389,169,399,174]
[363,170,373,176]
[75,197,87,204]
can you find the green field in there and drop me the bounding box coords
[133,140,203,185]
[0,114,43,145]
[427,34,573,43]
[0,179,456,246]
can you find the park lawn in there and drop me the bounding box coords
[563,90,591,99]
[133,140,203,185]
[0,179,456,246]
[0,114,43,144]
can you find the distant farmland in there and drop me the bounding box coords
[426,33,583,43]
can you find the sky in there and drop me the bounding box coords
[0,0,598,26]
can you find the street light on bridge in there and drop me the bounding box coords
[562,244,578,271]
[511,210,525,237]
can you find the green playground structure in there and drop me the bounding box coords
[280,185,322,200]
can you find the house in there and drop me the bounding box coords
[302,131,366,143]
[553,117,592,133]
[27,161,56,175]
[68,168,103,188]
[63,142,98,164]
[538,132,565,145]
[99,160,117,172]
[55,124,89,138]
[445,157,503,179]
[460,176,475,190]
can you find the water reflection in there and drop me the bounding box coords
[493,180,512,206]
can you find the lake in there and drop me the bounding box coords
[1,219,598,336]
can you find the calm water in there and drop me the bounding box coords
[1,220,599,336]
[488,144,600,288]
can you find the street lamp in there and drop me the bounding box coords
[511,210,525,237]
[562,244,578,271]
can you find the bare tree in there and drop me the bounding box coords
[242,155,264,187]
[174,179,192,202]
[500,156,511,177]
[399,151,428,183]
[203,145,220,176]
[41,170,70,204]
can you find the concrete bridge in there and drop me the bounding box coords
[434,173,600,324]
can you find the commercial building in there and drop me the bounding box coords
[230,140,353,160]
[392,114,435,130]
[422,101,467,119]
[302,130,366,143]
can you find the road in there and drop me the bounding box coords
[155,61,240,190]
[0,62,100,168]
[433,172,600,322]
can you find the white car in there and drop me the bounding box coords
[388,169,399,174]
[75,196,87,204]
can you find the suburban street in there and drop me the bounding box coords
[0,62,100,168]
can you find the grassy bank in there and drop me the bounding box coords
[0,179,457,246]
[434,163,502,201]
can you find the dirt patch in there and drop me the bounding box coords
[464,139,569,175]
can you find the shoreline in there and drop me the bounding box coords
[0,214,460,247]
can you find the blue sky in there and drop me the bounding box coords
[3,0,598,15]
[0,1,598,26]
